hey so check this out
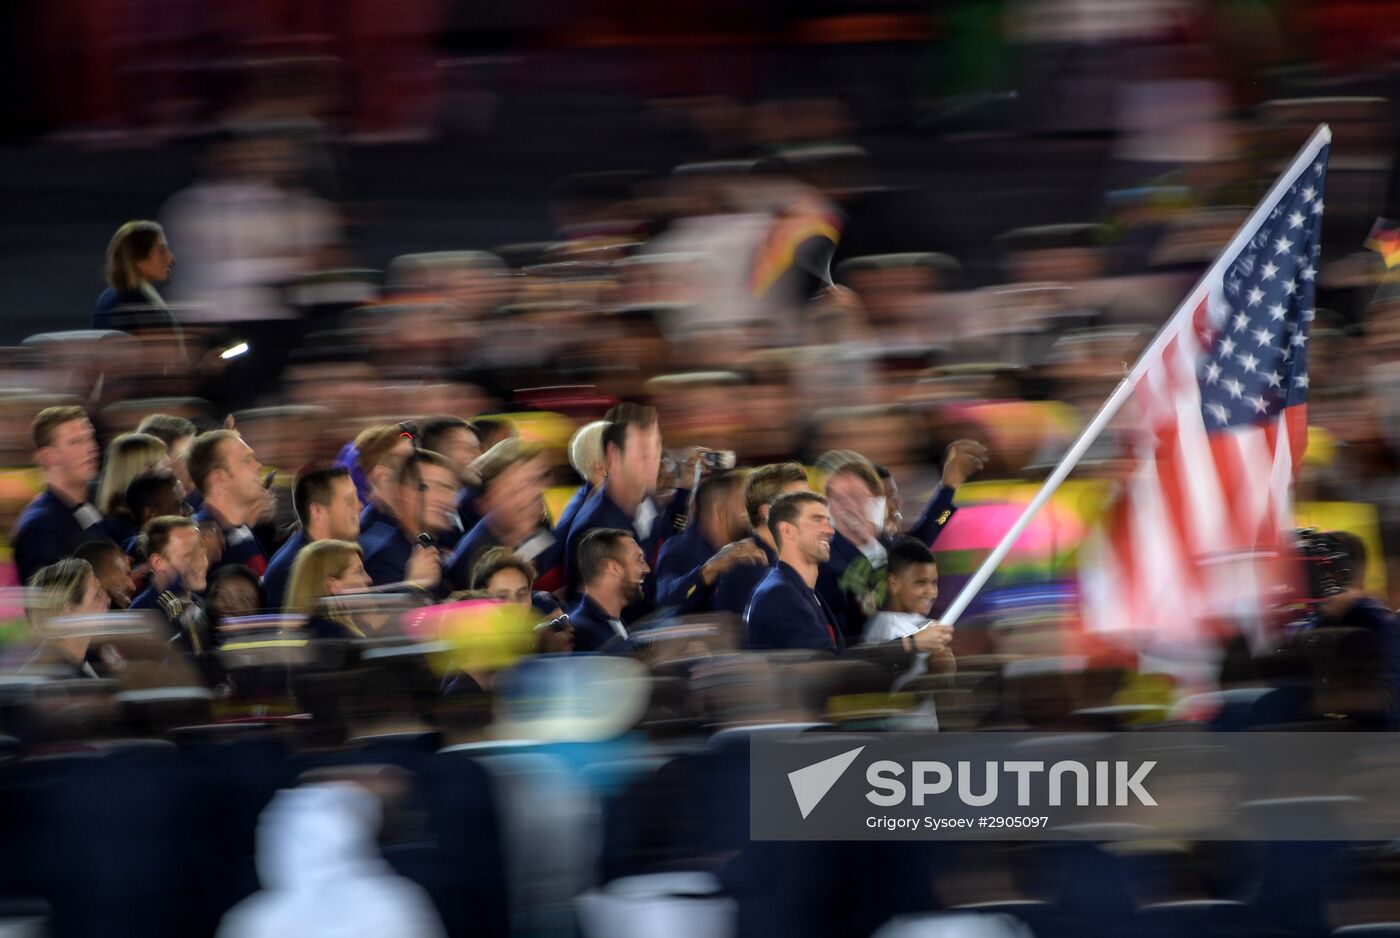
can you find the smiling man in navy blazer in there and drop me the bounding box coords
[744,491,844,652]
[745,491,949,674]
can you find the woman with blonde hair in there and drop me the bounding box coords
[285,539,374,639]
[97,432,171,545]
[94,220,176,330]
[23,557,111,677]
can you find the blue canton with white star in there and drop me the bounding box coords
[1199,145,1327,429]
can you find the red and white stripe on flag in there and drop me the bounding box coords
[1081,137,1328,650]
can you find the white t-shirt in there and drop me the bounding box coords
[862,611,930,688]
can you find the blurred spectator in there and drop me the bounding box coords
[654,469,766,612]
[94,220,175,331]
[351,424,416,530]
[11,405,103,585]
[215,779,445,938]
[469,547,573,652]
[570,528,649,652]
[136,413,199,507]
[96,431,169,545]
[359,451,453,589]
[130,515,214,662]
[443,439,555,592]
[556,419,608,543]
[286,539,375,638]
[126,469,189,544]
[815,448,960,639]
[21,556,111,677]
[264,465,361,610]
[564,403,672,603]
[189,429,274,577]
[205,563,267,635]
[73,538,136,610]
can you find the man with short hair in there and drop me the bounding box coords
[746,493,948,667]
[359,451,456,588]
[188,429,272,577]
[136,413,198,510]
[443,439,556,592]
[352,424,417,531]
[130,515,214,660]
[263,465,361,609]
[709,462,810,615]
[12,406,104,585]
[564,403,681,606]
[569,528,649,652]
[654,470,767,611]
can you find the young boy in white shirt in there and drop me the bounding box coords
[861,536,954,684]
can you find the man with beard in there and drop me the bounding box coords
[568,528,650,653]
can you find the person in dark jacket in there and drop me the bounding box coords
[11,405,104,586]
[93,220,175,330]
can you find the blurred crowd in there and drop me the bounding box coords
[6,0,1400,936]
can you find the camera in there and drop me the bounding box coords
[700,450,737,471]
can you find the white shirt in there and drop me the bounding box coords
[862,611,930,688]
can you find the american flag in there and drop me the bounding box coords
[1081,138,1329,658]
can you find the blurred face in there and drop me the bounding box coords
[826,470,880,545]
[93,551,134,609]
[41,418,100,490]
[882,476,902,533]
[436,427,481,480]
[407,463,460,534]
[615,422,662,495]
[208,576,260,620]
[146,480,188,521]
[484,456,548,534]
[318,475,362,541]
[721,486,750,542]
[163,526,209,593]
[215,437,265,508]
[887,562,938,617]
[782,501,834,565]
[327,555,372,595]
[486,567,532,606]
[611,538,650,604]
[74,572,111,615]
[136,237,175,285]
[169,434,195,490]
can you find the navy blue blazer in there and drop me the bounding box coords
[744,561,844,653]
[562,482,686,604]
[359,501,393,534]
[568,594,627,653]
[443,517,502,591]
[654,524,722,612]
[552,482,591,547]
[261,528,307,610]
[360,520,415,586]
[710,534,777,616]
[92,286,146,331]
[193,505,268,578]
[11,489,106,586]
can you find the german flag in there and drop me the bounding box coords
[1365,218,1400,268]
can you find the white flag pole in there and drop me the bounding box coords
[938,123,1333,627]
